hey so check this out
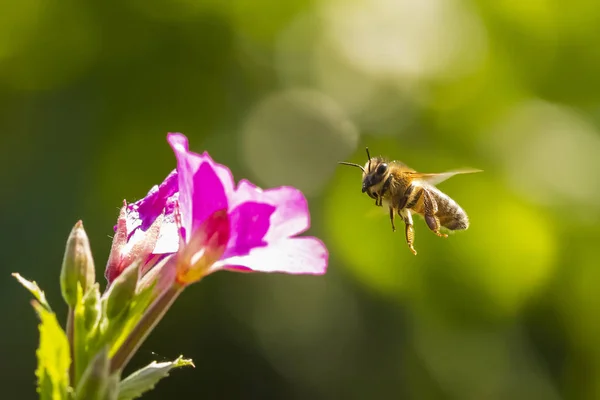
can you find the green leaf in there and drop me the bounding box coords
[32,300,71,400]
[107,281,156,358]
[72,282,106,385]
[13,273,52,311]
[93,262,154,358]
[117,356,195,400]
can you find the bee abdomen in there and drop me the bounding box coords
[431,190,469,231]
[439,213,469,230]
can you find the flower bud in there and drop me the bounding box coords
[104,260,140,320]
[105,201,164,284]
[60,221,96,307]
[74,346,109,400]
[104,202,128,284]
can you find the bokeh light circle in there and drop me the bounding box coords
[482,100,600,218]
[240,88,360,197]
[320,0,488,82]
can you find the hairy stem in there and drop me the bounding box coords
[109,283,184,373]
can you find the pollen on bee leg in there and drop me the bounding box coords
[405,224,417,256]
[400,209,417,255]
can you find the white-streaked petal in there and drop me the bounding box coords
[214,237,328,275]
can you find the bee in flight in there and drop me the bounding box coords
[338,148,481,255]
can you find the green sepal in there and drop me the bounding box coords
[74,347,109,400]
[83,283,102,333]
[108,280,156,358]
[117,356,195,400]
[32,300,71,400]
[13,273,52,312]
[93,261,141,357]
[91,276,156,363]
[104,261,140,321]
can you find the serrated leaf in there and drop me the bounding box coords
[13,273,52,311]
[117,356,194,400]
[32,300,71,400]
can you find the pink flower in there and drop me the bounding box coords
[105,133,328,286]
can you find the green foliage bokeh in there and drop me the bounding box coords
[2,0,600,398]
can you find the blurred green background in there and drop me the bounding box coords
[2,0,600,398]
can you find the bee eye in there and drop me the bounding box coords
[376,163,388,175]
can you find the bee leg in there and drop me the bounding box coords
[371,192,382,207]
[396,185,414,210]
[423,190,448,238]
[380,175,393,198]
[389,206,396,232]
[405,224,417,255]
[401,209,417,255]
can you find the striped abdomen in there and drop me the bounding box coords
[429,188,469,230]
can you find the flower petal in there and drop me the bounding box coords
[120,170,180,255]
[261,186,311,240]
[152,195,180,254]
[133,170,178,229]
[222,201,276,258]
[167,132,235,197]
[231,180,311,240]
[176,209,230,286]
[215,237,328,275]
[168,133,229,236]
[122,169,178,236]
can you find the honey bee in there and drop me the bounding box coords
[339,148,481,255]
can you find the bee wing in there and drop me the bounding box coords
[407,169,482,186]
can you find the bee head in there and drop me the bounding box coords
[361,157,389,194]
[338,148,389,197]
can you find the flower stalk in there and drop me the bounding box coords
[67,307,75,384]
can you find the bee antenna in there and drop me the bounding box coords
[338,161,365,172]
[365,147,372,172]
